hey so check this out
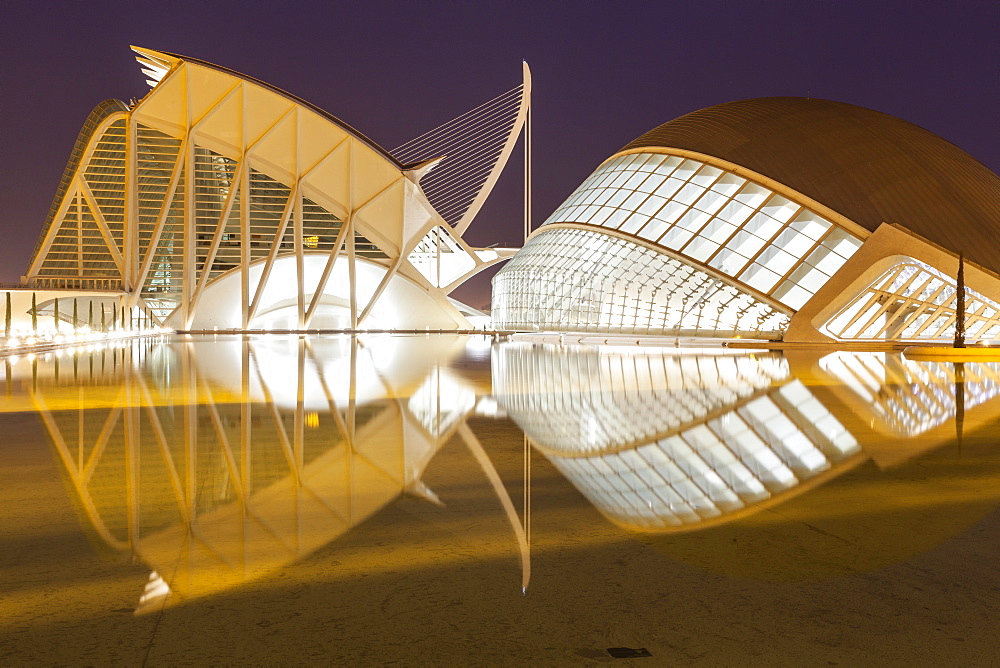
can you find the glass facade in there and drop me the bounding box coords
[33,116,129,287]
[493,151,865,336]
[492,228,790,338]
[33,122,386,321]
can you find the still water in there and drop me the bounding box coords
[2,334,1000,664]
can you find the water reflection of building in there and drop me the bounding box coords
[819,351,1000,438]
[494,343,861,530]
[23,335,528,612]
[494,343,1000,534]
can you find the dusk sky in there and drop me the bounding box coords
[1,0,996,308]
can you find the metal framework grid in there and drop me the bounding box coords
[822,258,1000,342]
[492,227,791,338]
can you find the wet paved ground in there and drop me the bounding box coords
[2,335,999,664]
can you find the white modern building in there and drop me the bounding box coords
[13,47,529,332]
[493,97,1000,343]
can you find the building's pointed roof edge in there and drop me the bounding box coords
[130,46,403,168]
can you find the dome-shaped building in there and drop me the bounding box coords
[493,98,1000,343]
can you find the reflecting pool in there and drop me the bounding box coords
[3,335,1000,663]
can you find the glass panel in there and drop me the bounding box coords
[772,228,816,258]
[674,183,706,206]
[655,155,684,175]
[638,217,672,242]
[578,205,600,223]
[742,212,782,240]
[700,219,737,243]
[685,236,720,262]
[624,171,651,190]
[608,172,632,189]
[733,182,769,208]
[608,189,631,207]
[716,200,755,227]
[692,189,727,216]
[822,228,863,258]
[620,154,646,169]
[588,206,616,227]
[592,189,616,205]
[637,195,667,217]
[594,172,618,188]
[785,263,830,291]
[804,245,846,276]
[673,159,700,181]
[621,191,649,211]
[604,208,631,230]
[636,173,667,194]
[761,195,800,223]
[709,248,751,276]
[650,177,683,200]
[636,154,665,172]
[675,208,712,232]
[655,200,690,225]
[789,210,832,240]
[740,263,782,292]
[753,246,797,275]
[619,212,652,235]
[604,155,629,171]
[690,164,723,187]
[659,226,694,250]
[710,173,746,197]
[772,281,814,310]
[725,230,768,258]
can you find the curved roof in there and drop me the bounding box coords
[623,97,1000,274]
[147,48,403,168]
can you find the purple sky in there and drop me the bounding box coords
[1,1,997,308]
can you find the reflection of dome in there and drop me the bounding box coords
[645,441,1000,581]
[494,344,861,532]
[494,343,789,454]
[494,97,1000,344]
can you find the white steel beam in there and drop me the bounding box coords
[78,179,126,275]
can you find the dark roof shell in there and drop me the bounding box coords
[623,97,1000,273]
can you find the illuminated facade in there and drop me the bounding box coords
[493,97,1000,343]
[21,47,528,331]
